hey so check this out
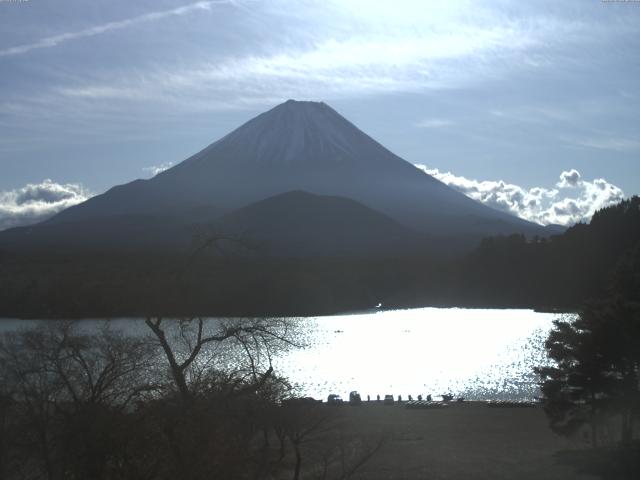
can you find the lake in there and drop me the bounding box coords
[0,307,564,401]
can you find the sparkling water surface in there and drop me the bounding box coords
[0,308,562,401]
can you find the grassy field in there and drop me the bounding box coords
[291,401,597,480]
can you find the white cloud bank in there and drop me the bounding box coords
[0,180,91,230]
[0,168,625,232]
[416,165,624,226]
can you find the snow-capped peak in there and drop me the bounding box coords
[203,99,376,166]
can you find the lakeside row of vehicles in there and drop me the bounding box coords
[326,391,362,405]
[286,393,537,408]
[325,392,462,406]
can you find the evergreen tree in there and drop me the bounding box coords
[537,245,640,446]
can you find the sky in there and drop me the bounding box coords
[0,0,639,229]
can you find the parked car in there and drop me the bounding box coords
[383,394,394,405]
[349,391,362,405]
[281,397,320,406]
[327,394,344,405]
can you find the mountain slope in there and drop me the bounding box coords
[0,100,556,260]
[47,100,545,239]
[213,190,425,257]
[0,213,198,253]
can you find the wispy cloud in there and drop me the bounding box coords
[53,18,560,106]
[0,179,92,230]
[416,165,624,226]
[0,1,232,57]
[0,1,593,123]
[415,118,453,128]
[489,105,576,124]
[560,134,640,152]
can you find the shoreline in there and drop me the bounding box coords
[0,303,576,321]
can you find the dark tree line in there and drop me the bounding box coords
[455,196,640,309]
[1,197,639,317]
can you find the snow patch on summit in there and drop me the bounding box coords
[219,100,362,164]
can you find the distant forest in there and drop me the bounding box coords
[1,197,638,318]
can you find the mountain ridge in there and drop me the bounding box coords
[213,190,425,257]
[4,99,554,255]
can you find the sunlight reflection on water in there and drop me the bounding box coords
[0,308,563,401]
[273,308,561,401]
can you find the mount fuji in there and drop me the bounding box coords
[0,100,552,256]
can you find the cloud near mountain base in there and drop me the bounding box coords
[416,165,624,226]
[0,179,92,231]
[143,162,174,176]
[0,169,625,231]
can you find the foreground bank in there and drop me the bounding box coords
[292,401,623,479]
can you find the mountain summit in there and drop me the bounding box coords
[182,99,385,167]
[22,100,548,252]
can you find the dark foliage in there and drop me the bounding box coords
[0,252,448,318]
[554,442,640,480]
[0,320,383,480]
[536,300,640,447]
[536,227,640,448]
[0,197,638,317]
[455,196,640,309]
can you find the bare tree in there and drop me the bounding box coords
[144,316,300,403]
[0,321,160,480]
[138,316,305,479]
